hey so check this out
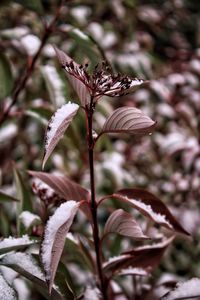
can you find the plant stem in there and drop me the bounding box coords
[87,101,108,300]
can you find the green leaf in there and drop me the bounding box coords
[0,190,19,203]
[14,0,43,13]
[0,54,13,100]
[25,106,52,125]
[13,166,32,234]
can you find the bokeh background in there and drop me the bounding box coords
[0,0,200,299]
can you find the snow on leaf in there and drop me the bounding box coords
[41,200,80,293]
[161,278,200,300]
[103,237,174,276]
[19,211,41,229]
[43,102,79,168]
[117,267,148,277]
[113,189,189,235]
[0,273,17,300]
[0,235,36,254]
[104,209,149,240]
[101,107,156,136]
[83,286,102,300]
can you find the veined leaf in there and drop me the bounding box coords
[112,189,189,235]
[161,278,200,300]
[100,107,156,136]
[41,201,80,293]
[103,209,149,240]
[29,171,90,202]
[103,237,173,277]
[0,54,13,100]
[0,252,64,300]
[54,47,90,106]
[0,273,17,300]
[43,102,79,168]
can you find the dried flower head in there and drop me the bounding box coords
[54,46,145,106]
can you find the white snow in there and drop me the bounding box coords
[84,286,101,300]
[45,102,79,150]
[13,278,30,300]
[103,255,130,269]
[20,34,41,56]
[41,201,79,280]
[0,124,17,142]
[41,65,66,107]
[0,274,16,300]
[162,278,200,300]
[2,252,44,280]
[19,211,41,229]
[0,235,35,251]
[118,267,148,276]
[32,178,55,198]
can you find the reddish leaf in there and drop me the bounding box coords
[29,171,91,221]
[104,209,149,240]
[29,171,90,202]
[112,189,189,235]
[43,102,79,168]
[54,47,90,106]
[41,200,80,293]
[103,237,173,277]
[100,107,156,136]
[117,267,149,277]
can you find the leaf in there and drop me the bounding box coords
[0,190,19,203]
[116,267,149,277]
[54,46,90,106]
[29,171,90,202]
[100,107,156,136]
[42,102,79,168]
[41,65,66,108]
[103,237,173,277]
[103,209,149,240]
[0,252,64,300]
[19,211,41,230]
[13,166,32,234]
[0,235,37,254]
[14,0,43,13]
[0,273,17,300]
[112,189,189,235]
[0,54,13,100]
[41,200,80,293]
[161,278,200,300]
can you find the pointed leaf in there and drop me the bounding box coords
[0,273,17,300]
[29,171,90,202]
[43,102,79,168]
[101,107,156,136]
[0,53,13,100]
[113,189,189,235]
[161,278,200,300]
[117,267,148,277]
[0,190,19,203]
[103,237,173,277]
[0,252,64,300]
[54,47,90,106]
[41,201,80,293]
[104,209,149,240]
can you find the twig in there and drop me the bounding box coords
[0,2,63,126]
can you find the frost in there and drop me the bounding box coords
[0,235,35,251]
[103,255,130,269]
[19,211,41,229]
[45,102,79,150]
[0,124,17,142]
[127,198,172,228]
[162,278,200,300]
[41,201,79,280]
[84,286,101,300]
[118,267,148,276]
[20,34,41,56]
[0,273,16,300]
[41,65,66,107]
[2,252,44,280]
[32,178,55,198]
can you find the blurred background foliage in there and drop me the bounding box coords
[0,0,200,299]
